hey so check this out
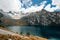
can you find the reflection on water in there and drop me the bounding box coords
[5,26,60,40]
[5,26,40,36]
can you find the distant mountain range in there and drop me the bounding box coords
[0,9,60,26]
[0,9,28,26]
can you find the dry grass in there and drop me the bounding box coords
[0,34,47,40]
[0,27,47,40]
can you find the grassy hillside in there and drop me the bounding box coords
[0,27,47,40]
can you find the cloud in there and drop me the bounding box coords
[41,0,60,12]
[0,0,60,12]
[21,0,60,13]
[20,1,47,13]
[52,0,60,7]
[0,0,22,19]
[0,0,21,12]
[44,0,60,12]
[21,0,32,8]
[44,4,58,12]
[9,0,46,19]
[0,0,60,19]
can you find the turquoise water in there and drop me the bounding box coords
[5,26,40,36]
[5,26,60,40]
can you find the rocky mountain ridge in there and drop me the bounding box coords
[0,9,60,26]
[21,9,60,26]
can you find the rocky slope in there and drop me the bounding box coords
[21,9,60,26]
[0,9,60,26]
[0,9,28,26]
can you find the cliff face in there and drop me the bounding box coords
[21,9,60,26]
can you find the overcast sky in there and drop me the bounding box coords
[0,0,21,12]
